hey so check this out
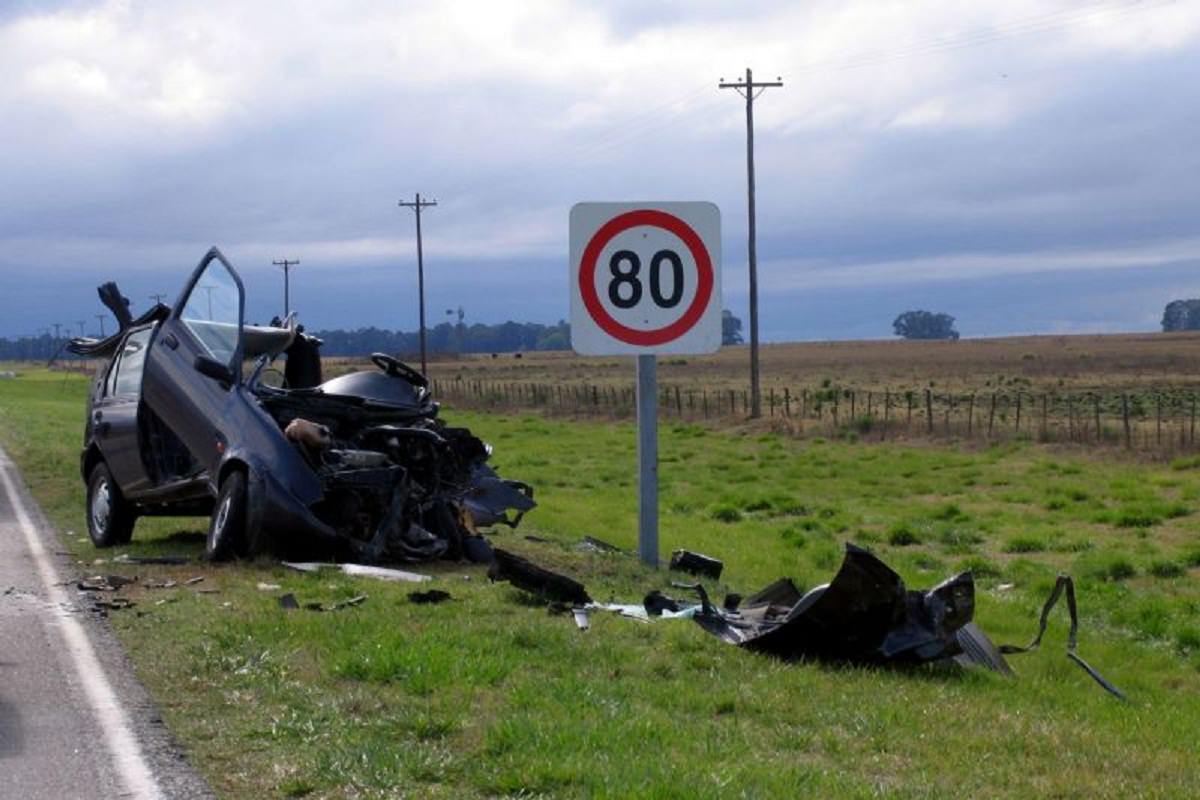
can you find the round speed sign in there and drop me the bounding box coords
[569,202,721,355]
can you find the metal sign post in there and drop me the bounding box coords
[636,354,658,566]
[570,202,721,567]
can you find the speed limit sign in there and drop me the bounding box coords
[570,202,721,355]
[568,202,722,568]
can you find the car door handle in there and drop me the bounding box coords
[163,332,178,349]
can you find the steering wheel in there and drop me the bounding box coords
[371,353,429,388]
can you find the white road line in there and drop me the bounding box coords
[0,447,161,800]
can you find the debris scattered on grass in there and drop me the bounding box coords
[487,548,591,605]
[281,562,431,583]
[668,550,724,580]
[572,607,590,631]
[77,575,136,592]
[113,554,191,565]
[91,597,135,612]
[408,589,452,604]
[143,579,177,589]
[257,582,282,591]
[578,536,623,554]
[278,592,368,612]
[279,593,300,610]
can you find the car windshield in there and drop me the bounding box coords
[180,258,241,364]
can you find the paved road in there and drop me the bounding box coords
[0,446,213,800]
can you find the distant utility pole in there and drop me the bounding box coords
[719,67,783,419]
[150,293,167,306]
[272,258,300,316]
[95,314,107,337]
[398,192,438,375]
[199,285,216,320]
[76,320,85,337]
[52,322,62,340]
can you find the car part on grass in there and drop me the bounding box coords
[643,589,683,616]
[277,592,367,612]
[408,589,452,604]
[112,554,192,565]
[997,574,1125,700]
[487,548,592,605]
[281,561,431,583]
[69,247,535,566]
[668,549,723,580]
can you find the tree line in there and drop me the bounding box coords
[0,311,747,360]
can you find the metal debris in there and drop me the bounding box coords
[281,562,431,583]
[668,550,723,580]
[408,589,451,604]
[487,548,591,605]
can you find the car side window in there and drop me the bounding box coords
[104,351,122,397]
[112,328,153,397]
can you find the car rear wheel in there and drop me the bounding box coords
[87,463,135,547]
[207,470,248,561]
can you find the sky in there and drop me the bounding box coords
[1,0,1198,341]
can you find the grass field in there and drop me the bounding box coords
[403,331,1200,395]
[2,365,1200,798]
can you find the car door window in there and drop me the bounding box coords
[180,257,241,365]
[112,328,153,397]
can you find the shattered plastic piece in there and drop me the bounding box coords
[184,576,204,586]
[578,536,623,554]
[682,544,994,669]
[409,589,451,604]
[669,550,724,580]
[573,607,591,631]
[488,548,591,605]
[281,562,431,583]
[78,575,135,592]
[643,590,683,617]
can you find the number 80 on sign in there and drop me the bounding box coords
[569,202,722,355]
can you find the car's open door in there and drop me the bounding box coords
[141,247,245,480]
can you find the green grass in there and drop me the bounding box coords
[3,365,1200,798]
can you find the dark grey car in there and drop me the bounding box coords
[72,247,533,562]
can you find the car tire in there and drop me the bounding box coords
[207,470,248,562]
[86,463,136,547]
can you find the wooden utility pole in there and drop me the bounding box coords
[720,68,782,418]
[95,314,106,337]
[398,193,438,375]
[272,259,300,317]
[149,293,167,306]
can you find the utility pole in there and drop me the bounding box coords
[199,285,216,320]
[272,258,300,317]
[398,192,437,375]
[150,293,167,306]
[52,322,61,340]
[720,67,782,419]
[76,320,86,337]
[95,314,107,337]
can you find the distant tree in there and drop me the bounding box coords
[893,310,959,340]
[1161,299,1200,332]
[722,310,744,345]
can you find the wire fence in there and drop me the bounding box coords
[431,378,1200,455]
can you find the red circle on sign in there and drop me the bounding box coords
[579,209,713,346]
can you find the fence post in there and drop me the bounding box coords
[1094,394,1102,442]
[703,390,708,418]
[802,389,808,419]
[867,391,873,419]
[1041,393,1048,440]
[1067,395,1074,441]
[729,389,736,417]
[833,392,840,428]
[883,390,890,441]
[675,386,682,416]
[1191,394,1196,445]
[967,394,975,437]
[769,388,775,417]
[925,389,933,434]
[988,393,996,438]
[784,388,791,417]
[1015,393,1022,432]
[1122,394,1131,448]
[1156,394,1162,445]
[850,390,856,420]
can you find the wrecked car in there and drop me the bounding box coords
[69,246,534,563]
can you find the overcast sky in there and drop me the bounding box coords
[1,0,1198,340]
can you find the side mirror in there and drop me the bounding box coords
[194,355,235,387]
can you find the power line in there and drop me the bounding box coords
[720,68,783,420]
[272,258,300,317]
[398,193,438,375]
